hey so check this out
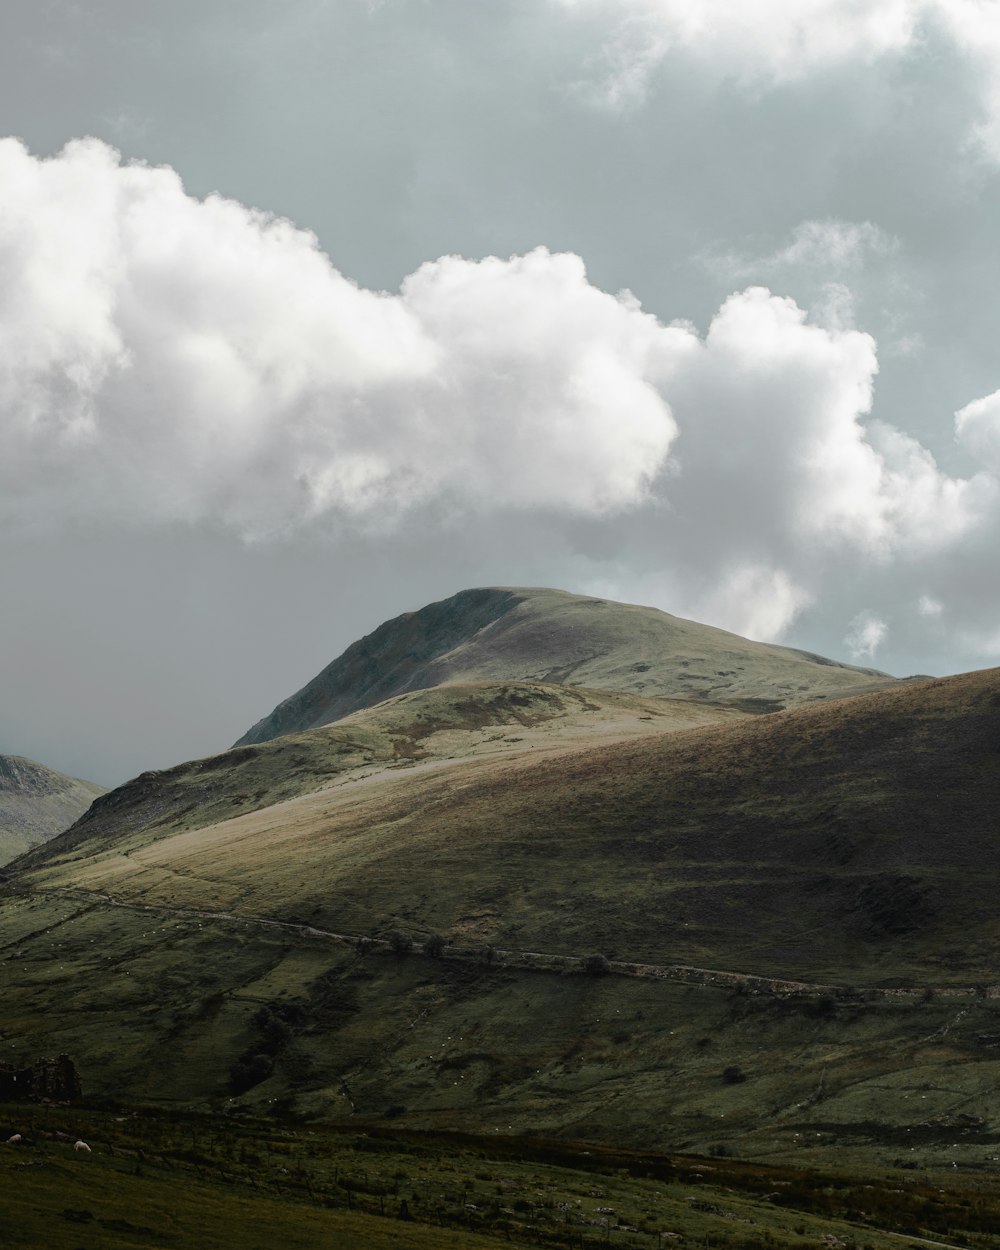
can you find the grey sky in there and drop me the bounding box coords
[2,0,1000,785]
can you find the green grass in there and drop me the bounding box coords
[18,669,1000,991]
[4,1101,1000,1248]
[3,889,1000,1178]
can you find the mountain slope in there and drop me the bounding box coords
[19,681,746,870]
[0,754,104,866]
[19,668,1000,987]
[235,586,897,745]
[4,668,1000,1161]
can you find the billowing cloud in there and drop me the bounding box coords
[4,137,1000,659]
[956,387,1000,475]
[667,287,983,561]
[701,565,813,643]
[591,286,997,644]
[0,138,685,537]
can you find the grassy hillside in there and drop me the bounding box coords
[236,586,898,745]
[2,886,1000,1174]
[4,1101,1000,1249]
[3,668,1000,1173]
[0,755,104,866]
[17,681,745,870]
[22,668,1000,988]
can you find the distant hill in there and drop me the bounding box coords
[0,755,104,866]
[235,586,897,745]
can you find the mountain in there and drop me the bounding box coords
[5,587,998,1176]
[19,680,747,872]
[6,661,1000,1167]
[0,754,104,866]
[3,592,997,1247]
[235,586,897,745]
[19,667,1000,988]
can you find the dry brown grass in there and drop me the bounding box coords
[20,667,1000,987]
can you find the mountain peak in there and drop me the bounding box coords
[235,586,896,746]
[0,753,105,866]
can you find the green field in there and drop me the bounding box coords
[5,1100,1000,1249]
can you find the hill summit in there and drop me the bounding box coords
[0,754,104,866]
[236,586,895,745]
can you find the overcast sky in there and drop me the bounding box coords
[3,0,1000,785]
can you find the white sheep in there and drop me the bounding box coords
[73,1140,92,1153]
[5,1133,22,1144]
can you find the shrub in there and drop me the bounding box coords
[259,1014,293,1044]
[584,953,612,976]
[229,1053,274,1093]
[388,930,414,956]
[722,1064,746,1084]
[424,933,448,957]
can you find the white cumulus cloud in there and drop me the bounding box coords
[0,138,687,536]
[956,387,1000,475]
[4,137,1000,659]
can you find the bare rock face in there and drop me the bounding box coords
[235,585,897,746]
[0,755,105,866]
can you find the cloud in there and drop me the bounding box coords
[0,138,685,537]
[956,387,1000,475]
[935,0,1000,158]
[845,609,889,659]
[552,0,1000,158]
[555,0,921,89]
[705,220,897,283]
[576,285,1000,648]
[666,286,980,561]
[4,137,1000,658]
[701,564,814,642]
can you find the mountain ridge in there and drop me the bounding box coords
[5,666,1000,1163]
[235,585,897,746]
[18,666,999,989]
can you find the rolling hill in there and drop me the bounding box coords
[235,586,897,745]
[0,754,104,866]
[4,653,1000,1168]
[15,680,746,872]
[16,667,1000,988]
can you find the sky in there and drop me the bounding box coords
[3,0,1000,786]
